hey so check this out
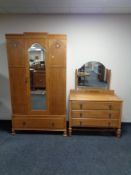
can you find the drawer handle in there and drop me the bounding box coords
[109,105,112,110]
[80,121,82,126]
[109,113,112,118]
[52,122,55,128]
[80,104,83,109]
[80,113,83,117]
[108,122,111,127]
[22,121,26,126]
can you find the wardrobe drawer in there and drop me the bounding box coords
[71,101,121,110]
[13,118,65,130]
[71,110,120,119]
[72,118,119,128]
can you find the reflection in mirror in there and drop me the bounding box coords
[76,61,111,89]
[28,43,46,110]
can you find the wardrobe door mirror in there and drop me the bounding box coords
[76,61,111,89]
[28,43,46,110]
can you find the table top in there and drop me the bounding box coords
[69,89,122,102]
[77,72,90,77]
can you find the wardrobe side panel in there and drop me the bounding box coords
[48,37,66,115]
[49,68,66,114]
[6,38,26,67]
[48,39,66,67]
[6,36,28,114]
[9,68,28,114]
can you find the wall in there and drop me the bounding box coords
[0,14,131,122]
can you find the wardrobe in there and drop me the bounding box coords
[6,32,67,135]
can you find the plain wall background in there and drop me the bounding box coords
[0,14,131,122]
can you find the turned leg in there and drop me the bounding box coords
[116,128,121,138]
[11,128,16,135]
[69,128,72,136]
[63,130,67,137]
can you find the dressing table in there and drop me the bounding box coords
[69,61,123,137]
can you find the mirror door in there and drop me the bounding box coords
[28,43,46,110]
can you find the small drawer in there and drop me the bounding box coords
[71,101,121,110]
[71,110,120,119]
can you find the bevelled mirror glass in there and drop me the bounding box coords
[28,43,46,110]
[75,61,111,89]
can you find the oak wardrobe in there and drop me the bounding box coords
[6,32,67,135]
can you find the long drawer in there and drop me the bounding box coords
[13,117,65,130]
[72,118,119,128]
[71,110,120,119]
[71,101,121,110]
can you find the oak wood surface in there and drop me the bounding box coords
[6,32,67,134]
[69,89,123,137]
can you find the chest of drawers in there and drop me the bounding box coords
[69,89,123,137]
[33,70,46,89]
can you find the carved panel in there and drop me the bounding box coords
[6,39,25,67]
[7,40,22,48]
[49,40,65,49]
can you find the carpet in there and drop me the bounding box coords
[0,122,131,175]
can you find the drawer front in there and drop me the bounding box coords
[71,101,121,110]
[13,118,65,130]
[71,110,120,119]
[72,118,119,128]
[33,76,45,87]
[33,72,46,88]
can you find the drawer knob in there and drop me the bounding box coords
[80,104,83,109]
[80,113,83,117]
[109,105,112,110]
[80,121,82,126]
[22,121,26,126]
[52,122,55,127]
[109,113,111,118]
